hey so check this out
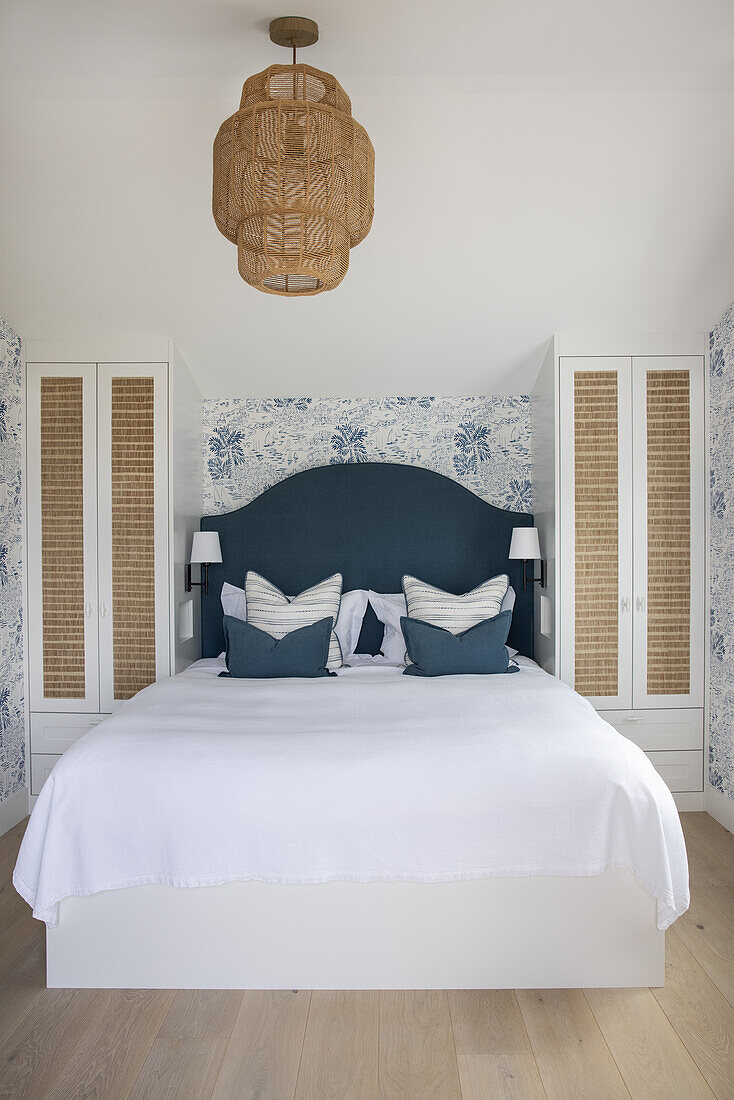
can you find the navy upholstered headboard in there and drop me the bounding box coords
[200,462,534,659]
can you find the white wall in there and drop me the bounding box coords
[531,339,558,674]
[0,68,732,397]
[169,343,203,672]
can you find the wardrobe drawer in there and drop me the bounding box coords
[647,750,703,793]
[597,709,703,752]
[31,754,62,796]
[30,712,108,754]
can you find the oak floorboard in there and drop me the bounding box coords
[585,986,714,1100]
[516,989,630,1100]
[682,818,734,900]
[44,988,176,1100]
[129,1037,228,1100]
[652,929,734,1100]
[157,989,243,1041]
[0,987,104,1100]
[0,819,27,879]
[0,856,27,926]
[0,888,39,975]
[448,989,531,1056]
[683,813,734,880]
[457,1053,547,1100]
[674,889,734,1010]
[0,925,46,1052]
[211,990,311,1100]
[378,990,461,1100]
[294,990,379,1100]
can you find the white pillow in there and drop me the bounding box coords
[245,571,344,670]
[335,589,370,660]
[340,652,403,668]
[367,592,409,665]
[369,586,518,664]
[221,581,247,621]
[221,582,368,661]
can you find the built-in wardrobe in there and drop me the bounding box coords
[24,340,202,799]
[532,335,707,809]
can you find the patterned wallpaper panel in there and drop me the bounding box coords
[202,396,532,516]
[709,302,734,801]
[0,316,24,805]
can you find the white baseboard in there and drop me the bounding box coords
[705,783,734,835]
[0,786,29,837]
[674,792,705,811]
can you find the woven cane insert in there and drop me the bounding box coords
[574,371,619,697]
[110,377,156,699]
[40,377,86,698]
[646,371,690,694]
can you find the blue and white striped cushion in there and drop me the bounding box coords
[245,572,343,670]
[402,573,510,635]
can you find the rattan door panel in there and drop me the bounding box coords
[632,357,704,708]
[27,364,99,711]
[97,364,169,710]
[559,358,633,708]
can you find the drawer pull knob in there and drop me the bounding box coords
[625,716,644,723]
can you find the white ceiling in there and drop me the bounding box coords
[1,0,733,395]
[3,0,733,79]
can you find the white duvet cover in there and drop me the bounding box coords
[14,658,689,929]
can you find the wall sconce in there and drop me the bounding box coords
[509,527,546,591]
[185,531,222,596]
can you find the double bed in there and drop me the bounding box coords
[14,462,688,988]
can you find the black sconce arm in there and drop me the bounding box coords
[185,562,212,596]
[521,559,546,591]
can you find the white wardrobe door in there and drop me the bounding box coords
[559,357,634,709]
[97,363,169,712]
[632,356,704,708]
[27,364,100,712]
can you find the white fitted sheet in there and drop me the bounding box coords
[14,658,689,928]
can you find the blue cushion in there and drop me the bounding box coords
[401,610,518,676]
[222,614,334,678]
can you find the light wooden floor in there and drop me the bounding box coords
[0,812,733,1099]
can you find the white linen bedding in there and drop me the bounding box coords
[14,658,689,929]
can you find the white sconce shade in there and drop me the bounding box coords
[509,526,541,560]
[189,531,222,565]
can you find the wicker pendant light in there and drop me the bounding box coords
[213,16,374,296]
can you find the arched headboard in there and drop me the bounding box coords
[200,462,534,658]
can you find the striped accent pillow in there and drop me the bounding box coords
[402,573,510,637]
[245,572,344,670]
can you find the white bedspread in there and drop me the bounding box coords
[14,659,689,929]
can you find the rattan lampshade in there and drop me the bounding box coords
[213,26,374,296]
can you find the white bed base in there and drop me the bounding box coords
[47,868,664,989]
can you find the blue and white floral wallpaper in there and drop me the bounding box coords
[0,316,24,806]
[202,396,533,515]
[709,301,734,801]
